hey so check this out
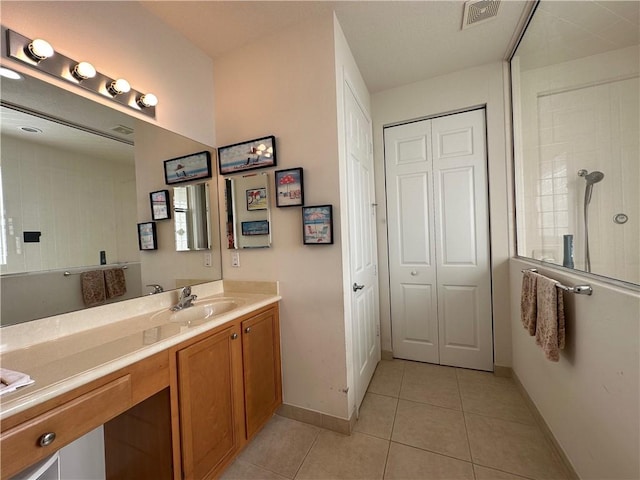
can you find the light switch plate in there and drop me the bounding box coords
[204,252,212,267]
[231,251,240,267]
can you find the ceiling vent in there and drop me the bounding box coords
[462,0,501,29]
[111,124,134,135]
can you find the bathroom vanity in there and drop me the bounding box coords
[0,282,282,479]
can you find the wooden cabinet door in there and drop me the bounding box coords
[177,326,243,480]
[241,308,282,439]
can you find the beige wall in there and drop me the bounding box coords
[134,122,222,291]
[510,258,639,479]
[0,1,216,145]
[213,14,351,418]
[371,62,513,368]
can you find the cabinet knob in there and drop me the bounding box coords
[245,327,251,334]
[231,333,238,340]
[39,432,56,447]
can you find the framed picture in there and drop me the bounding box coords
[246,187,268,211]
[164,151,212,185]
[150,190,171,220]
[275,168,304,207]
[218,135,277,175]
[302,205,333,245]
[137,222,158,250]
[241,220,270,236]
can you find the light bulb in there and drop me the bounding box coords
[108,78,131,96]
[72,62,96,81]
[137,93,158,108]
[27,38,54,61]
[0,67,22,80]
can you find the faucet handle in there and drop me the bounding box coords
[146,284,164,294]
[182,286,191,297]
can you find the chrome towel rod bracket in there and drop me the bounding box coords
[521,268,593,296]
[64,265,128,277]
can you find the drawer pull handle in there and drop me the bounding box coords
[245,327,251,334]
[39,432,56,447]
[231,333,238,340]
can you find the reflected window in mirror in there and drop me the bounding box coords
[510,0,639,286]
[174,182,211,251]
[225,172,271,249]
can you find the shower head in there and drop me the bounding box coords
[578,169,605,185]
[585,171,605,185]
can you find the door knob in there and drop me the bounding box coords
[353,283,365,292]
[410,270,418,276]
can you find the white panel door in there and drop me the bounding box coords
[345,83,380,409]
[432,110,492,370]
[384,121,439,363]
[384,109,493,370]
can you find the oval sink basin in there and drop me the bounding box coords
[152,298,243,325]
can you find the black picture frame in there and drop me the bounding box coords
[302,205,333,245]
[150,190,171,220]
[218,135,277,175]
[164,151,212,185]
[137,222,158,250]
[246,187,268,211]
[275,167,304,207]
[241,220,270,236]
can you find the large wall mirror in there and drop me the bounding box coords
[0,70,223,326]
[511,0,639,286]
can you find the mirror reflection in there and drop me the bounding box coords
[225,173,271,249]
[511,0,639,285]
[174,182,211,251]
[0,70,223,326]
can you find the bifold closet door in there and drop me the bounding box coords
[384,109,493,371]
[385,120,439,364]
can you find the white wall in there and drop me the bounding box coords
[510,258,639,479]
[0,1,216,146]
[1,137,137,274]
[372,62,513,368]
[213,14,351,418]
[514,46,639,284]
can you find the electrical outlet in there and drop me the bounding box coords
[231,251,240,267]
[204,252,212,267]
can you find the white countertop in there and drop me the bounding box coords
[0,280,280,421]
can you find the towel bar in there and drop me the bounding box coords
[64,265,128,277]
[521,268,592,295]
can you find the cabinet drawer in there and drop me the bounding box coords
[1,375,132,479]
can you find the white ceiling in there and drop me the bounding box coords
[515,1,640,71]
[1,73,134,163]
[141,0,532,93]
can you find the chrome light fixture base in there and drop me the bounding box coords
[5,29,156,118]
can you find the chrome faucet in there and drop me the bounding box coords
[171,286,197,311]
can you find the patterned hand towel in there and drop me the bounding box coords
[520,270,538,336]
[104,267,127,299]
[81,270,106,307]
[535,275,566,362]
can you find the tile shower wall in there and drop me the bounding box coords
[516,45,639,283]
[1,136,138,274]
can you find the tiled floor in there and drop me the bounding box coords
[222,360,570,480]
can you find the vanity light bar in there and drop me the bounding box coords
[5,29,157,119]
